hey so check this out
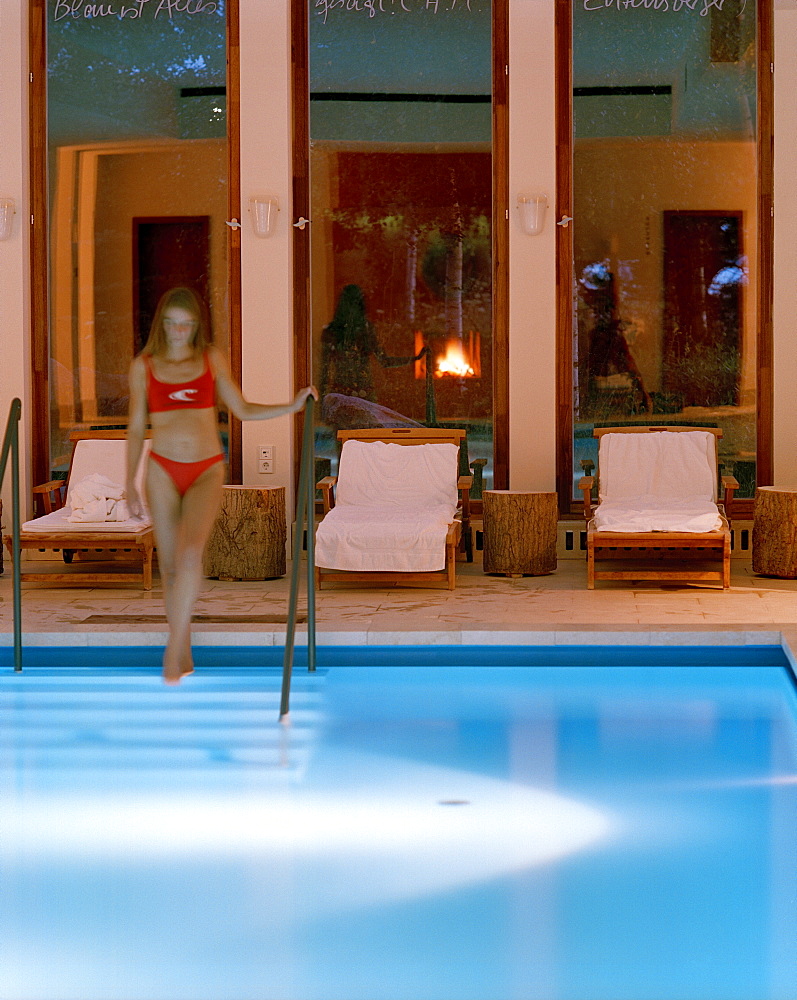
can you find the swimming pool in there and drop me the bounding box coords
[1,645,796,1000]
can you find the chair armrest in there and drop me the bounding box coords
[33,480,66,514]
[457,475,473,521]
[316,476,337,514]
[578,476,594,520]
[721,475,740,522]
[446,520,462,544]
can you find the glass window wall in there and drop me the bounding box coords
[572,0,758,498]
[307,0,494,494]
[45,1,230,477]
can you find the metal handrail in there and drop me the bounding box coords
[0,398,22,672]
[280,395,316,721]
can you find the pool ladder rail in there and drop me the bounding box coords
[280,393,316,722]
[0,397,22,672]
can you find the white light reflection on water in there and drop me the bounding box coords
[3,749,612,912]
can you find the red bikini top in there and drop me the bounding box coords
[145,353,216,413]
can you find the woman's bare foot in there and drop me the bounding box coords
[162,658,182,685]
[162,639,192,684]
[162,649,182,685]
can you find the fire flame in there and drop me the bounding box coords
[436,342,475,378]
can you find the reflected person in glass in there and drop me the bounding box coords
[320,283,426,430]
[126,286,317,684]
[581,262,652,417]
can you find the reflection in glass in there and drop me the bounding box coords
[573,0,757,497]
[308,1,493,493]
[46,5,228,477]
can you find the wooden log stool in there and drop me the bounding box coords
[752,486,797,578]
[203,485,286,581]
[482,490,558,577]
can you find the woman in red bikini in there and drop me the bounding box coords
[126,287,316,684]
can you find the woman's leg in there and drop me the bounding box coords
[164,463,224,680]
[145,458,182,643]
[146,458,225,683]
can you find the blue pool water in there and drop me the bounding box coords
[1,645,796,1000]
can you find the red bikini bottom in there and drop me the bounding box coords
[149,452,225,497]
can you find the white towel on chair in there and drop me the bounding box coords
[316,503,456,572]
[593,497,722,533]
[595,431,722,533]
[67,474,130,523]
[334,440,459,510]
[315,440,460,572]
[599,431,717,503]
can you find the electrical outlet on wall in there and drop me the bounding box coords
[258,445,275,474]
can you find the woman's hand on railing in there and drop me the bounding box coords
[293,386,319,412]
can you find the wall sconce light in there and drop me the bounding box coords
[0,198,16,241]
[516,193,548,236]
[249,195,279,238]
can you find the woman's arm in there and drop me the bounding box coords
[375,344,428,368]
[210,347,317,420]
[126,355,149,517]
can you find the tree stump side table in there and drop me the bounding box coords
[752,485,797,578]
[482,490,558,577]
[203,486,287,581]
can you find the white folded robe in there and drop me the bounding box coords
[67,474,130,522]
[315,440,459,572]
[593,497,722,533]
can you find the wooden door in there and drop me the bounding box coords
[133,217,211,354]
[663,211,743,407]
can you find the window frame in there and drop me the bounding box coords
[28,0,243,488]
[289,0,510,501]
[555,0,774,519]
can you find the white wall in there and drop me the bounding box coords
[0,0,31,521]
[238,0,297,491]
[508,0,558,491]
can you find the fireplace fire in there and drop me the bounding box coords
[414,331,481,380]
[436,341,475,378]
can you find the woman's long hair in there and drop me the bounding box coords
[326,284,373,350]
[142,287,211,358]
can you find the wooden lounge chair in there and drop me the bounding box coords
[315,427,472,590]
[4,430,156,589]
[578,426,739,590]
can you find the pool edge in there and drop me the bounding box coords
[0,628,787,648]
